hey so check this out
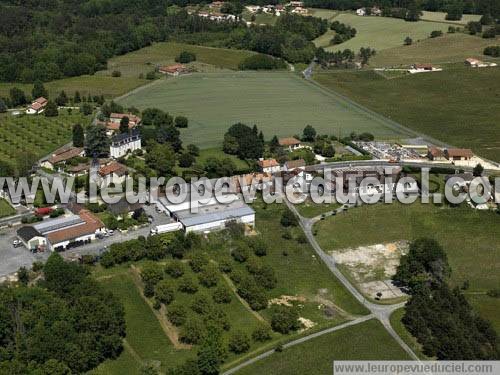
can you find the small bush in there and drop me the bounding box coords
[177,276,198,294]
[111,70,121,77]
[165,260,185,278]
[175,51,196,63]
[232,245,250,263]
[430,30,443,38]
[228,331,251,354]
[166,303,187,326]
[212,285,232,304]
[252,326,272,342]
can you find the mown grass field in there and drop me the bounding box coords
[0,111,89,165]
[100,42,256,78]
[319,13,450,52]
[466,294,500,333]
[295,199,340,218]
[236,319,411,375]
[118,71,413,149]
[420,11,481,25]
[0,199,15,218]
[314,202,500,293]
[370,33,500,67]
[313,66,500,161]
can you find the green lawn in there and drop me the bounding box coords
[370,33,500,67]
[0,199,15,218]
[100,42,256,78]
[0,111,89,166]
[117,71,413,149]
[242,10,278,25]
[313,66,500,161]
[92,270,194,374]
[295,199,340,218]
[420,11,481,25]
[389,308,428,359]
[236,319,411,375]
[320,13,450,52]
[196,147,250,170]
[466,294,500,333]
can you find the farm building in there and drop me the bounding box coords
[445,148,473,161]
[408,64,442,74]
[283,159,306,171]
[109,130,142,159]
[427,146,447,161]
[258,158,281,174]
[465,58,497,68]
[17,210,105,252]
[356,8,366,16]
[291,6,308,15]
[26,97,48,115]
[40,146,85,170]
[159,64,187,76]
[279,137,302,151]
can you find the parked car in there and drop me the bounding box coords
[12,239,22,248]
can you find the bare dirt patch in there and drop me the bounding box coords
[298,317,316,332]
[268,295,307,307]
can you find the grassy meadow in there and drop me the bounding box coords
[370,33,500,67]
[313,66,500,161]
[0,199,15,218]
[320,13,450,52]
[236,319,411,375]
[420,11,481,25]
[118,71,413,149]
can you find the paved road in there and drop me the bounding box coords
[286,200,419,361]
[223,314,375,375]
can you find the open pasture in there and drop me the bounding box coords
[320,13,450,52]
[118,71,413,149]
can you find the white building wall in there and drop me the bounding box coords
[110,139,141,159]
[184,213,255,233]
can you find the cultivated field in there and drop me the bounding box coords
[319,13,450,52]
[420,11,481,25]
[236,319,411,375]
[314,66,500,161]
[118,71,414,149]
[371,33,500,67]
[0,112,89,166]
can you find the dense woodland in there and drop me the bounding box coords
[0,1,326,83]
[394,238,499,360]
[0,253,125,373]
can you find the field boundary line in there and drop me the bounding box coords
[129,265,191,350]
[221,273,267,323]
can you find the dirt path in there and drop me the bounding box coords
[221,273,267,324]
[123,338,142,363]
[129,265,191,350]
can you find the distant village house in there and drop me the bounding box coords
[26,97,48,115]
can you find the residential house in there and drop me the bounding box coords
[67,158,112,177]
[371,6,382,16]
[107,198,144,220]
[99,162,129,185]
[289,1,304,7]
[106,113,141,134]
[283,159,306,171]
[356,8,366,16]
[40,146,85,170]
[209,1,225,9]
[159,64,187,76]
[26,97,48,115]
[245,5,260,13]
[258,158,281,174]
[427,147,447,161]
[279,137,302,152]
[110,130,142,159]
[408,64,442,74]
[445,148,473,161]
[465,58,496,68]
[291,6,308,14]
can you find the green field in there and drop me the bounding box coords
[0,199,15,218]
[0,42,254,100]
[236,319,411,375]
[93,270,194,374]
[314,66,500,161]
[466,294,500,333]
[118,71,413,149]
[242,10,278,25]
[296,199,340,218]
[371,33,500,67]
[420,11,481,25]
[0,112,89,166]
[100,42,256,78]
[319,13,450,52]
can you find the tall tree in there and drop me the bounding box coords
[302,125,316,142]
[32,80,48,99]
[145,142,176,176]
[44,101,59,117]
[9,88,27,107]
[119,116,130,133]
[55,90,68,106]
[85,124,110,157]
[72,123,84,147]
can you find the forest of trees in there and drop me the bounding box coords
[0,253,125,373]
[394,238,499,360]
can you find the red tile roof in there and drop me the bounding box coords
[47,210,104,244]
[110,113,141,124]
[48,147,84,164]
[258,159,279,168]
[99,162,128,177]
[428,146,444,158]
[445,148,473,158]
[30,97,48,111]
[159,64,186,74]
[285,159,306,170]
[279,137,301,146]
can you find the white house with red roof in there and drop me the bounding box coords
[26,97,48,115]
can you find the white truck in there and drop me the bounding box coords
[150,222,182,235]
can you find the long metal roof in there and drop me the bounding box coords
[175,201,254,227]
[34,215,84,234]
